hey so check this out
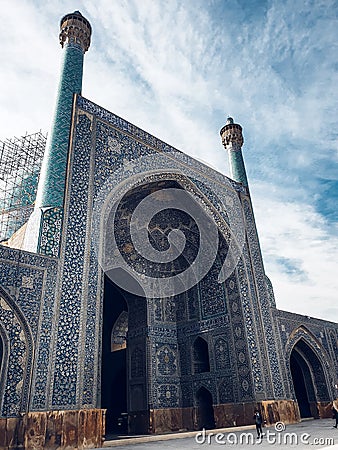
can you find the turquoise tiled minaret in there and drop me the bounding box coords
[35,11,91,256]
[220,117,248,187]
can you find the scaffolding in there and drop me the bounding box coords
[0,131,47,242]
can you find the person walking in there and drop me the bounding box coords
[333,402,338,428]
[253,409,263,438]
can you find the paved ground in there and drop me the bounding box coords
[99,419,338,449]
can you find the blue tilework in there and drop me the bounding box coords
[50,96,277,409]
[0,245,58,413]
[229,149,248,187]
[36,43,84,209]
[0,88,337,419]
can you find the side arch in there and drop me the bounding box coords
[285,325,334,383]
[194,386,215,430]
[328,330,338,364]
[0,285,34,416]
[285,326,334,418]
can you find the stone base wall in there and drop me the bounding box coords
[150,407,194,434]
[260,399,300,424]
[0,409,105,450]
[214,400,299,428]
[149,400,300,434]
[0,417,24,450]
[214,402,257,428]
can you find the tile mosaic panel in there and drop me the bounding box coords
[0,245,58,412]
[38,43,84,209]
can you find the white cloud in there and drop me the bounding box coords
[252,184,338,321]
[0,0,337,322]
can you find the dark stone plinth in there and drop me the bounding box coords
[0,417,24,450]
[214,400,300,427]
[128,410,150,435]
[150,408,194,434]
[0,409,105,450]
[214,402,258,428]
[260,400,300,424]
[148,400,300,435]
[114,399,333,437]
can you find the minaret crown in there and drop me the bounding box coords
[219,117,248,187]
[220,117,244,151]
[59,11,92,52]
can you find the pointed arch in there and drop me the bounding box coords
[192,336,210,374]
[0,285,34,416]
[286,325,333,418]
[111,310,128,352]
[328,330,338,363]
[285,325,334,379]
[195,386,215,430]
[96,169,244,433]
[97,171,244,300]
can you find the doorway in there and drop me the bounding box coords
[195,387,215,430]
[290,339,330,419]
[101,275,128,434]
[290,350,313,418]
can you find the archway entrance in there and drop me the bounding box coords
[101,275,128,435]
[195,387,215,430]
[290,339,330,419]
[290,351,313,418]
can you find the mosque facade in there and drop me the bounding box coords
[0,11,337,449]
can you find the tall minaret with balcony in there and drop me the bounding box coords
[220,117,248,188]
[32,11,91,256]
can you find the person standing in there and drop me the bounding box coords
[253,409,263,438]
[333,403,338,428]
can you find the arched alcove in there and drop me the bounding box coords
[0,286,33,416]
[290,339,330,418]
[195,387,215,430]
[193,337,210,374]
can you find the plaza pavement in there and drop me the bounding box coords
[99,418,338,449]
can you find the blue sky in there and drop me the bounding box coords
[1,0,337,321]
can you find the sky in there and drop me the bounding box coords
[0,0,337,322]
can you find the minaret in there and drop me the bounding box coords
[33,11,91,256]
[220,117,248,187]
